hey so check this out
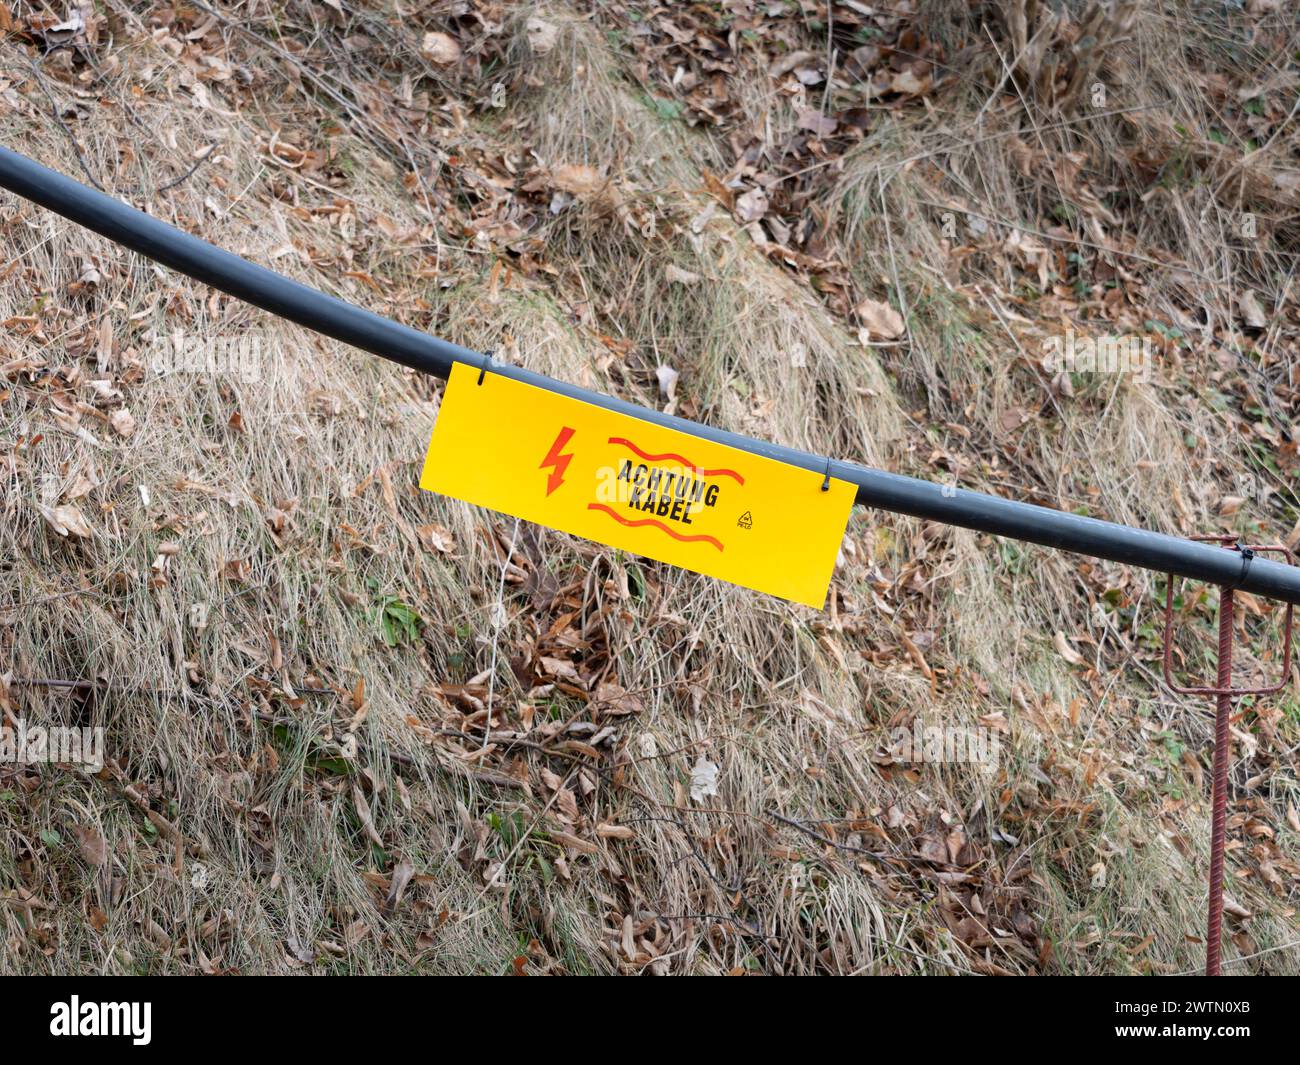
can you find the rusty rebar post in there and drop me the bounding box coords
[1205,587,1234,977]
[1163,541,1294,977]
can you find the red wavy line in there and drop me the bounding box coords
[587,503,724,552]
[607,437,744,484]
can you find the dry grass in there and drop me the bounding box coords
[1,0,1298,975]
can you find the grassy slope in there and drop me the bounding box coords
[1,0,1298,974]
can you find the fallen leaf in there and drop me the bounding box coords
[541,767,579,823]
[890,69,931,96]
[796,108,838,136]
[665,263,702,285]
[621,913,636,960]
[1239,289,1268,329]
[525,17,558,55]
[769,49,818,78]
[417,523,456,553]
[551,163,606,199]
[1223,897,1252,920]
[384,858,416,913]
[71,824,108,866]
[109,408,137,438]
[655,364,679,401]
[87,378,120,402]
[1053,631,1084,666]
[549,828,598,854]
[1000,406,1029,433]
[38,503,93,538]
[846,44,881,78]
[351,783,384,847]
[734,186,768,224]
[689,756,719,803]
[421,31,461,65]
[917,834,948,864]
[539,656,582,685]
[595,680,646,716]
[856,297,905,339]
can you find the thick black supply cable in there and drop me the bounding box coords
[3,145,1299,605]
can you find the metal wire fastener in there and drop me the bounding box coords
[1163,540,1294,698]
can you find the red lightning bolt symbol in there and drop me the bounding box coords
[539,426,576,496]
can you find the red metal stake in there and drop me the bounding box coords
[1163,539,1294,977]
[1205,587,1233,977]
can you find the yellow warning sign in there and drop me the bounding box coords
[420,363,856,607]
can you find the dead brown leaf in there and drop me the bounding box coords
[856,297,905,339]
[734,186,768,224]
[525,17,558,55]
[417,523,456,553]
[421,31,461,65]
[109,408,137,438]
[38,503,93,539]
[71,824,108,866]
[551,163,607,200]
[1053,631,1084,665]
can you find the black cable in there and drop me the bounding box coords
[4,144,1300,605]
